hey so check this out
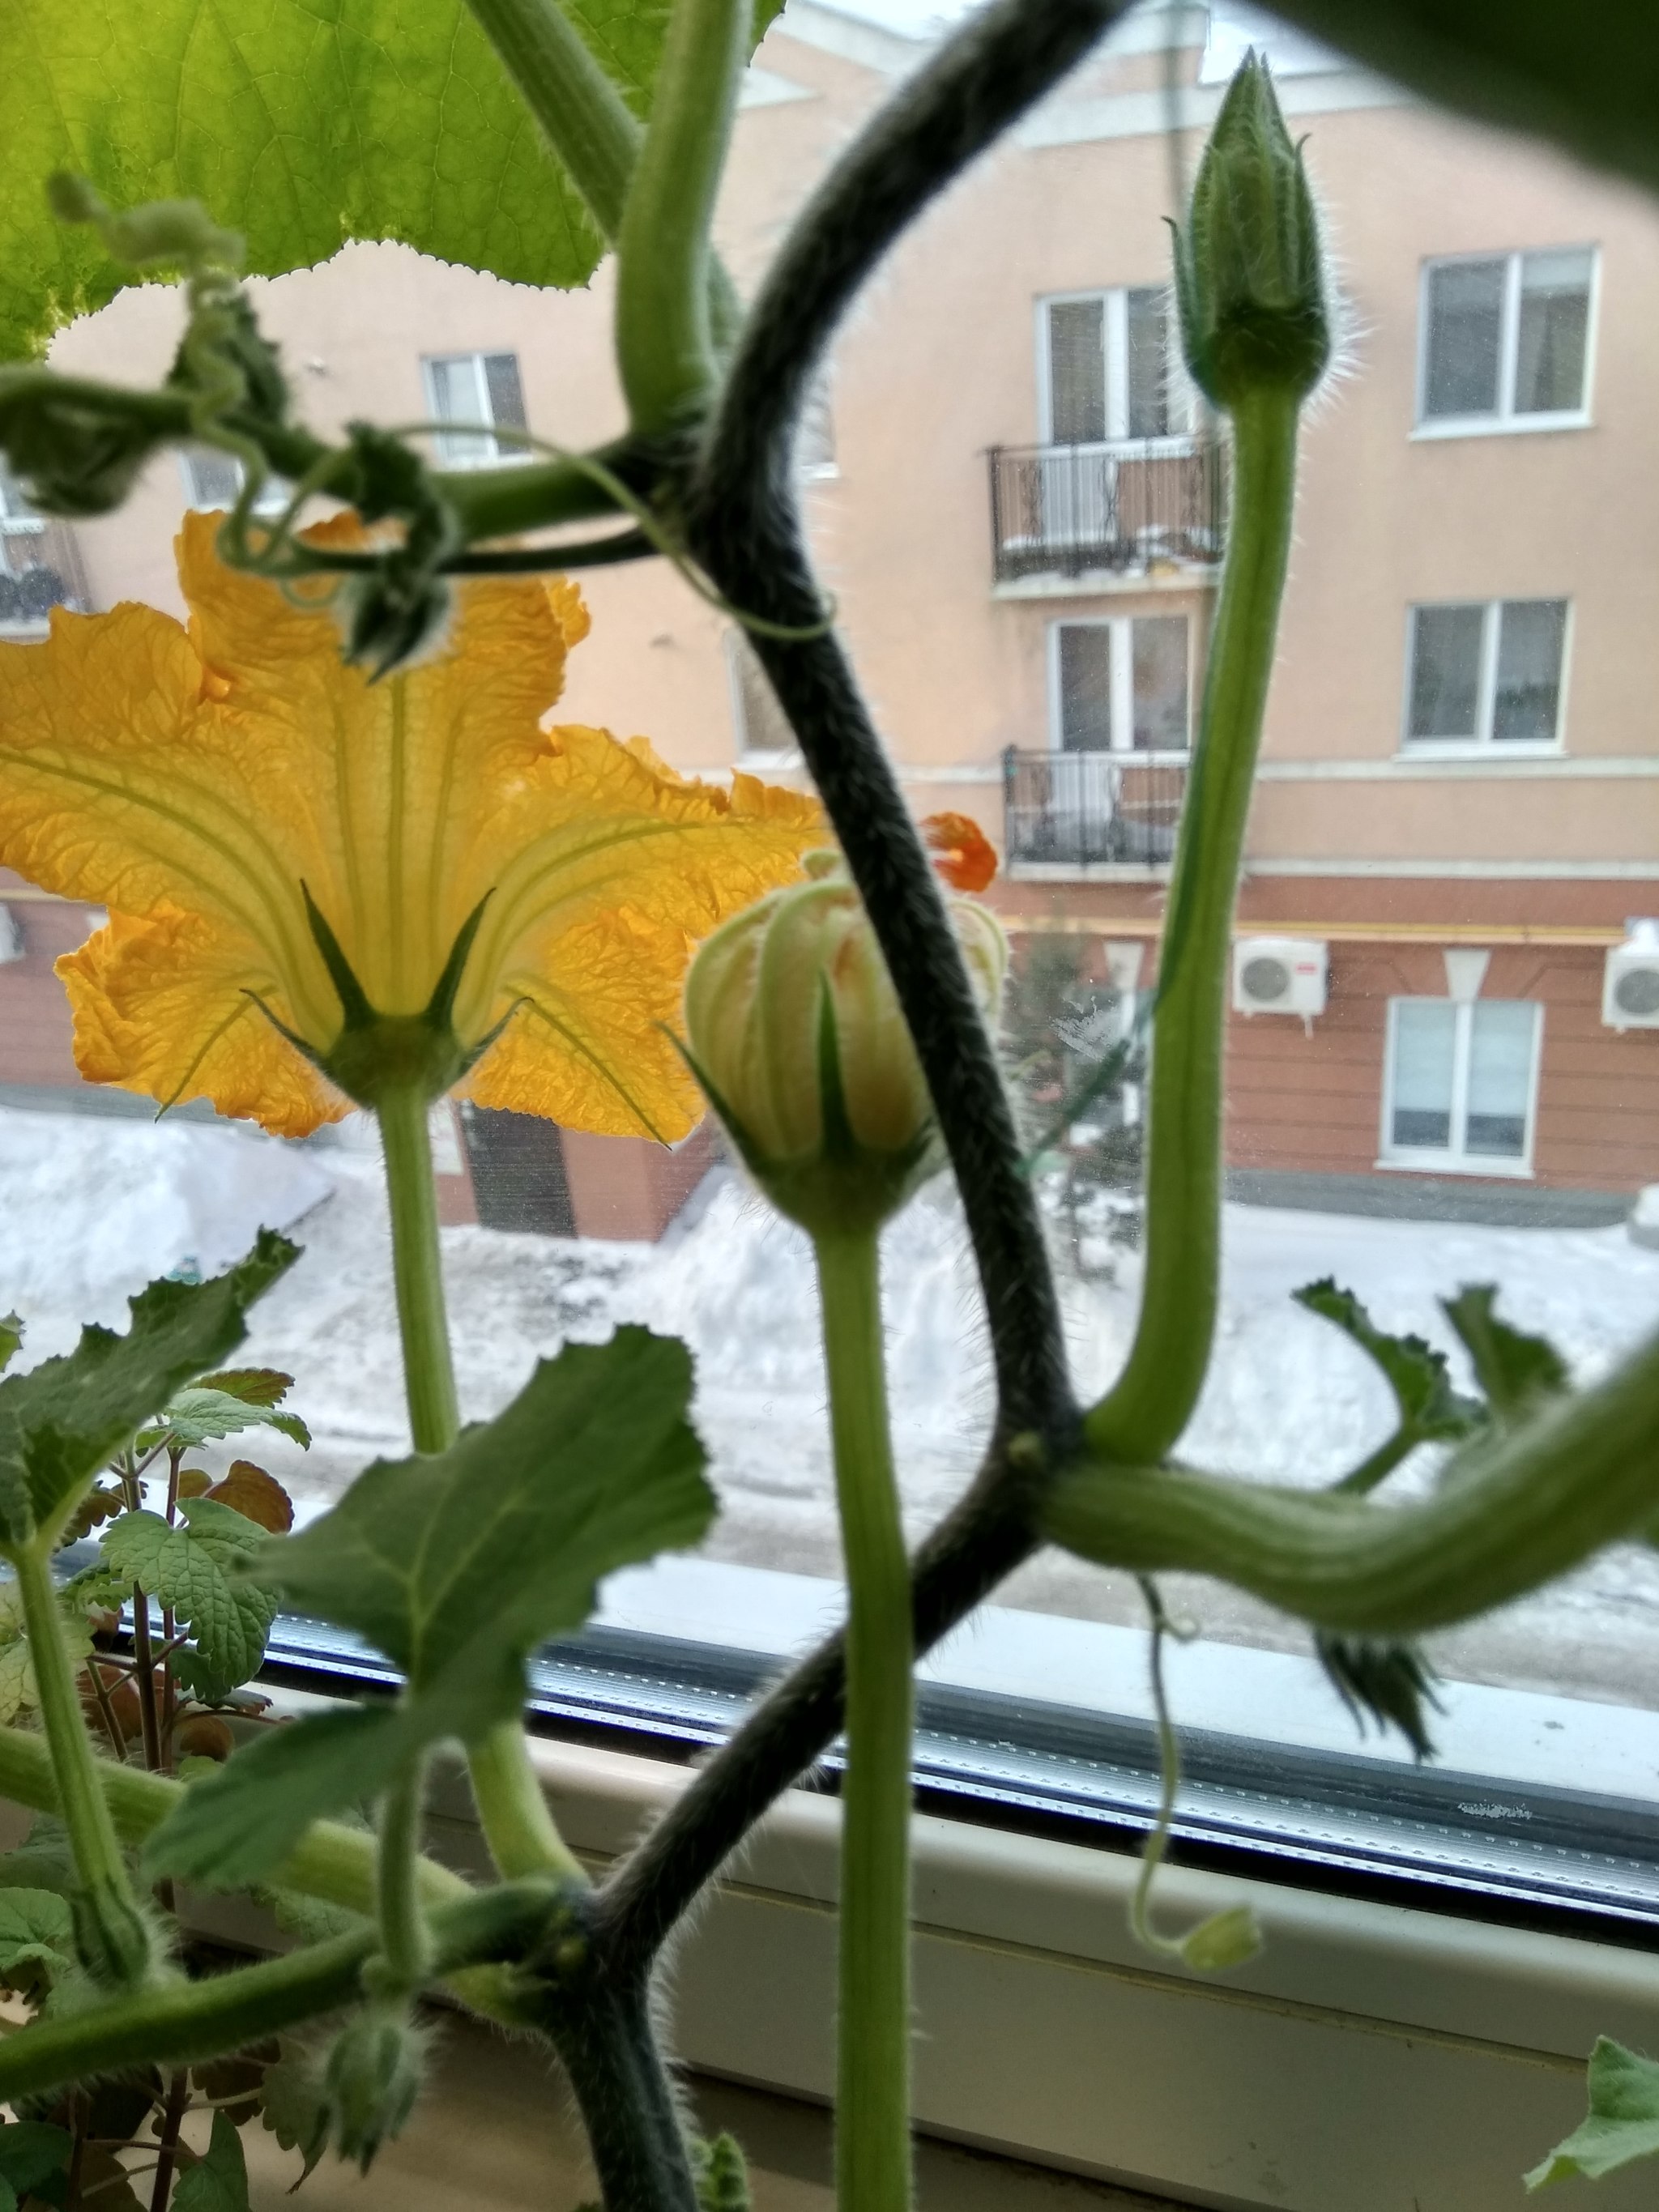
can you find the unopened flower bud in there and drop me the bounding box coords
[1172,52,1331,407]
[683,851,1006,1237]
[322,2003,428,2173]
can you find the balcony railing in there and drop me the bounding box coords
[988,438,1224,584]
[1003,746,1188,868]
[0,515,87,634]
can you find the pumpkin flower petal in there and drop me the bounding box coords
[0,513,825,1138]
[923,812,998,894]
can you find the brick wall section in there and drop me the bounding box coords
[0,897,95,1089]
[561,1120,719,1242]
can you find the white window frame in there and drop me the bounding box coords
[1379,995,1542,1178]
[420,350,528,469]
[1034,287,1194,451]
[1046,614,1192,758]
[177,449,289,517]
[1400,597,1572,757]
[1413,245,1599,439]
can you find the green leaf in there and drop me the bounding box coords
[139,1387,309,1454]
[1294,1280,1480,1443]
[1527,2038,1659,2188]
[0,0,783,363]
[258,2042,330,2185]
[172,2111,250,2212]
[0,1233,296,1556]
[0,1890,76,2001]
[0,1579,92,1725]
[194,1369,294,1411]
[100,1499,276,1686]
[0,1318,23,1377]
[147,1328,712,1886]
[0,2120,72,2200]
[1442,1285,1570,1429]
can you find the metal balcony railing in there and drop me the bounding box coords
[1003,746,1188,868]
[988,438,1224,583]
[0,514,88,634]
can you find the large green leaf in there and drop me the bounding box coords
[147,1328,712,1885]
[100,1499,278,1686]
[0,1232,296,1556]
[1528,2038,1659,2188]
[1294,1279,1478,1443]
[0,0,781,363]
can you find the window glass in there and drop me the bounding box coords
[424,351,528,466]
[1056,623,1112,750]
[1124,287,1171,439]
[180,447,244,509]
[1131,616,1188,748]
[1046,299,1106,444]
[1515,247,1593,415]
[481,351,528,436]
[1407,603,1484,739]
[728,633,796,758]
[1465,1001,1537,1155]
[1422,258,1504,417]
[1492,599,1567,739]
[1388,999,1457,1149]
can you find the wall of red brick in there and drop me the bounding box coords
[0,896,96,1089]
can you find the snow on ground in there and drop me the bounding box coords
[5,1099,1659,1708]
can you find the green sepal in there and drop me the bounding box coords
[1527,2038,1659,2188]
[1316,1634,1439,1759]
[146,1328,714,1886]
[693,2133,752,2211]
[0,1232,296,1558]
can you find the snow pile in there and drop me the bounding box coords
[0,1105,334,1351]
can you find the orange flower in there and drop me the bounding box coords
[922,812,997,894]
[0,514,824,1140]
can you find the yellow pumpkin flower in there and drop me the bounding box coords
[0,513,824,1141]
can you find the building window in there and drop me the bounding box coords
[726,632,796,760]
[178,449,290,515]
[1052,616,1190,753]
[1417,248,1594,429]
[1383,997,1542,1171]
[1404,598,1567,748]
[1041,288,1190,445]
[421,352,529,467]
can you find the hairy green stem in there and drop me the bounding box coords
[469,1722,586,1885]
[1086,386,1299,1465]
[1051,1330,1659,1633]
[13,1546,145,1961]
[614,0,748,430]
[374,1086,577,1886]
[375,1762,433,1991]
[815,1230,912,2212]
[0,1880,561,2104]
[377,1087,460,1458]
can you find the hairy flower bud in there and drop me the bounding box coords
[683,851,1006,1237]
[322,2004,428,2172]
[1172,52,1331,407]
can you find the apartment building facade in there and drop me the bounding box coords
[2,0,1657,1223]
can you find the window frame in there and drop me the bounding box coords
[1034,286,1194,451]
[1400,597,1572,757]
[419,349,529,469]
[177,448,290,517]
[1046,613,1192,758]
[1412,245,1600,439]
[1379,994,1543,1178]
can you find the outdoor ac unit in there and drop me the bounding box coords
[1232,935,1328,1020]
[1603,921,1659,1030]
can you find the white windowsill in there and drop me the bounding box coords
[1395,743,1564,765]
[1410,412,1592,441]
[1375,1153,1535,1180]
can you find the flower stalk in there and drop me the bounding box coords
[815,1227,912,2212]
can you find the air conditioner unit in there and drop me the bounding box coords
[1603,920,1659,1030]
[1232,935,1328,1021]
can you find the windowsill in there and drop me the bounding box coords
[1410,411,1592,441]
[992,565,1218,602]
[1006,859,1175,882]
[1375,1154,1535,1180]
[1395,743,1564,764]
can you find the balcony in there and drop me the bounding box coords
[0,514,87,635]
[1002,746,1188,870]
[988,438,1224,586]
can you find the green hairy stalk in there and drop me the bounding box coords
[0,1,1657,2207]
